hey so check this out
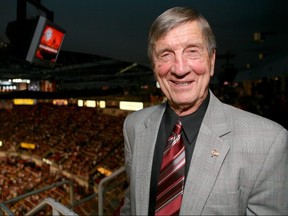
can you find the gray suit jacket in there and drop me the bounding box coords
[120,91,288,215]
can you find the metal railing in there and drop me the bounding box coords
[26,197,78,216]
[0,167,126,215]
[98,166,125,216]
[0,180,75,216]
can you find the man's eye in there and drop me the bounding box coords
[186,49,201,59]
[159,53,173,61]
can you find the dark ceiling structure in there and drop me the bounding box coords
[0,0,287,90]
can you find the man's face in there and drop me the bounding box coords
[153,20,215,116]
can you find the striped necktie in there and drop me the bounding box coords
[155,119,185,216]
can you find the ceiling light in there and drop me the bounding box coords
[258,53,265,60]
[253,32,264,43]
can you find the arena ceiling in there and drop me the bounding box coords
[0,0,287,89]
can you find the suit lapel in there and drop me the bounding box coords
[180,93,232,215]
[134,104,166,215]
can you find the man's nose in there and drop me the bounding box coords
[170,55,190,77]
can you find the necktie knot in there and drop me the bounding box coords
[173,119,182,136]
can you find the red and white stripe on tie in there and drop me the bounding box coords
[155,119,185,216]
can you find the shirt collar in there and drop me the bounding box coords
[165,92,210,143]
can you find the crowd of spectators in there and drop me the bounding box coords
[0,103,127,215]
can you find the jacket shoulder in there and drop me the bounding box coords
[126,104,164,121]
[124,103,165,129]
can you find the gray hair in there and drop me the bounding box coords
[147,7,216,67]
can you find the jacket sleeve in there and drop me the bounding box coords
[120,116,133,215]
[246,127,288,215]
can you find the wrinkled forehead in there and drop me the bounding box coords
[154,21,206,50]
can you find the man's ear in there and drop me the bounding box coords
[210,49,216,76]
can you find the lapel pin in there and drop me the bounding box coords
[211,149,220,157]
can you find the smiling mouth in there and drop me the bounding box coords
[173,81,192,86]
